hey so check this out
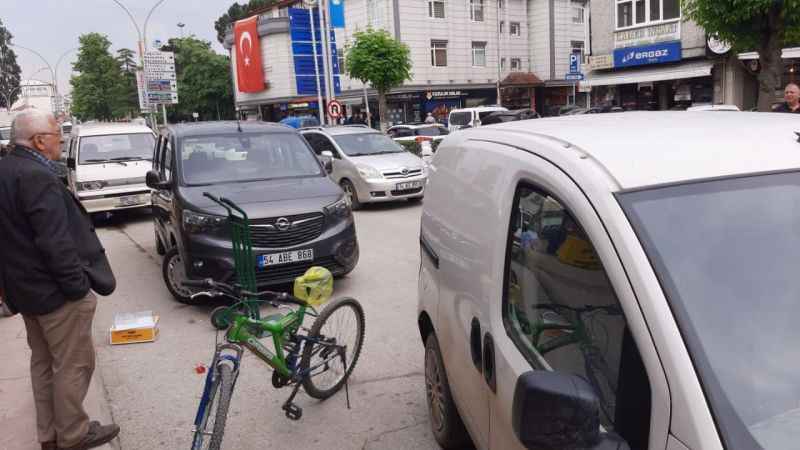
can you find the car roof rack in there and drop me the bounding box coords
[343,124,370,128]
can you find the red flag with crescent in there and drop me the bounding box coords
[234,16,265,92]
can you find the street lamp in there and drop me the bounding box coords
[177,22,185,38]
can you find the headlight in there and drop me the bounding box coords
[77,180,108,191]
[182,210,227,233]
[324,196,352,219]
[356,164,382,180]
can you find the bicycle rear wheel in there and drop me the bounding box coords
[300,297,365,400]
[192,364,236,450]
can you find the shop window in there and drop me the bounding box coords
[510,22,521,36]
[511,58,521,71]
[472,42,487,67]
[429,0,446,19]
[431,40,448,67]
[470,0,484,22]
[617,0,679,29]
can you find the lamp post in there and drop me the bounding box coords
[109,0,169,124]
[8,44,57,112]
[177,22,185,38]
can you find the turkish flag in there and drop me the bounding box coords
[234,16,265,93]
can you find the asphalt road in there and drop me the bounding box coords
[90,202,440,450]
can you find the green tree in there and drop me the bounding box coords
[214,0,275,44]
[116,48,139,118]
[161,37,235,121]
[70,33,130,120]
[682,0,800,111]
[0,19,22,110]
[345,29,412,131]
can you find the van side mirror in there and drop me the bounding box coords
[321,150,333,158]
[146,170,170,190]
[66,157,76,169]
[512,371,630,450]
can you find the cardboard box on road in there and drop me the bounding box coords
[109,311,159,345]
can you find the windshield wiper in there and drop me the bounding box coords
[82,158,127,166]
[110,156,149,161]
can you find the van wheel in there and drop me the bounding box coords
[155,227,166,256]
[162,248,198,304]
[340,180,362,210]
[425,334,473,449]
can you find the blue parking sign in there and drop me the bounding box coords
[569,53,581,74]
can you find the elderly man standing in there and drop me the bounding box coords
[773,83,800,113]
[0,110,119,450]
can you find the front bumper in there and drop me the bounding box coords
[355,175,427,203]
[181,216,359,287]
[77,189,151,213]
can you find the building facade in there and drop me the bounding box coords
[224,0,590,123]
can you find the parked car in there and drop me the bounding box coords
[387,123,449,160]
[147,121,358,303]
[300,125,427,209]
[65,123,155,214]
[418,112,800,450]
[448,106,508,131]
[480,109,540,125]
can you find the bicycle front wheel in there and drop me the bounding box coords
[301,297,365,399]
[192,364,235,450]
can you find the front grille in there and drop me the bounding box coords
[390,187,424,196]
[383,168,423,179]
[254,256,345,284]
[249,213,325,248]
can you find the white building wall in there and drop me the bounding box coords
[232,28,296,105]
[528,0,550,79]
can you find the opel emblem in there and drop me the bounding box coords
[401,167,409,176]
[275,217,291,231]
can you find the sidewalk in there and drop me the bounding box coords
[0,314,117,450]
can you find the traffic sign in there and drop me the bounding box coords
[565,73,584,81]
[327,100,343,119]
[142,50,179,105]
[569,53,581,74]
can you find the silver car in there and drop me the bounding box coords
[301,126,427,209]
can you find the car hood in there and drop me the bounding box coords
[180,176,342,217]
[349,151,424,172]
[76,160,152,182]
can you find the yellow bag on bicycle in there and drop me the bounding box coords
[293,266,334,307]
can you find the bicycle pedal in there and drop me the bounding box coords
[283,403,303,420]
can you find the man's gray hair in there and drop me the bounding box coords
[11,109,55,144]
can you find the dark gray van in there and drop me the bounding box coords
[147,122,358,303]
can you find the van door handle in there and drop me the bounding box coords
[483,332,497,393]
[470,318,482,372]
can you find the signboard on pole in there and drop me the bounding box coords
[327,99,343,119]
[569,53,581,74]
[143,51,179,105]
[136,70,153,113]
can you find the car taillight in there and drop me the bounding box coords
[415,136,432,144]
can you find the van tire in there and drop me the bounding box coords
[162,248,198,304]
[340,180,362,210]
[425,334,473,449]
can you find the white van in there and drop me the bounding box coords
[447,106,507,131]
[66,123,156,214]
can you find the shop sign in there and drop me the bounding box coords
[614,21,680,49]
[387,92,421,101]
[426,90,463,100]
[613,41,681,68]
[587,54,614,70]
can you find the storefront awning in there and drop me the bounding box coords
[500,72,544,87]
[582,61,714,88]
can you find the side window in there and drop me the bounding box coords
[503,184,651,444]
[396,128,414,138]
[312,134,340,158]
[302,133,323,155]
[163,137,173,181]
[153,136,162,172]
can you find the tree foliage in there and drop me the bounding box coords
[0,19,22,109]
[70,33,131,120]
[160,37,235,121]
[116,48,139,118]
[682,0,800,110]
[344,29,412,131]
[214,0,277,44]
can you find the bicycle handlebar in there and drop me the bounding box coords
[182,278,308,306]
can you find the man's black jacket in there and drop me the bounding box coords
[0,147,115,315]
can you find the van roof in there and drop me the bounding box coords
[165,120,293,138]
[450,106,508,114]
[74,122,153,137]
[475,111,800,190]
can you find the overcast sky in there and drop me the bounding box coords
[3,0,230,95]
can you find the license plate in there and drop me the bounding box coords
[118,195,142,207]
[396,180,423,190]
[258,249,314,268]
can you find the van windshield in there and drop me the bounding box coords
[449,112,471,126]
[179,133,322,185]
[79,133,154,164]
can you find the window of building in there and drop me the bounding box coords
[510,22,521,36]
[470,0,484,21]
[511,58,521,71]
[498,0,504,9]
[429,0,446,18]
[500,21,505,33]
[571,40,585,63]
[572,6,585,23]
[278,7,289,17]
[503,184,651,438]
[617,0,679,29]
[431,40,448,67]
[472,41,487,67]
[501,57,506,70]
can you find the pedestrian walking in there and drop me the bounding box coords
[0,110,119,450]
[772,83,800,113]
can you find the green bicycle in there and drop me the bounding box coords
[187,193,365,450]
